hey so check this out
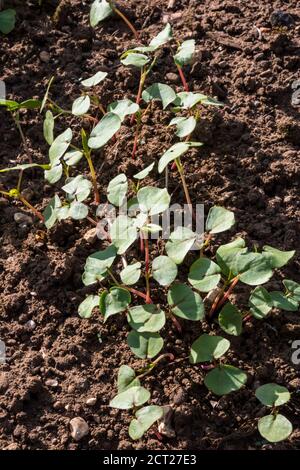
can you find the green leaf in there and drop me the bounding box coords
[0,99,19,111]
[0,9,16,34]
[82,245,117,286]
[19,99,42,110]
[121,53,150,68]
[72,95,91,116]
[133,162,155,180]
[90,0,113,27]
[44,164,63,184]
[110,215,137,254]
[255,384,290,407]
[236,252,273,286]
[206,206,235,234]
[141,223,162,234]
[249,286,273,320]
[129,406,163,440]
[127,305,165,333]
[169,116,197,138]
[204,365,247,396]
[269,291,299,312]
[88,112,122,149]
[43,195,61,229]
[100,287,131,322]
[107,174,128,207]
[62,175,92,202]
[152,256,178,286]
[137,186,170,216]
[81,71,108,87]
[63,150,83,166]
[109,386,150,410]
[43,110,54,145]
[158,142,203,173]
[108,99,139,120]
[262,245,295,269]
[166,227,196,264]
[168,283,204,321]
[283,279,300,301]
[218,303,243,336]
[258,414,293,443]
[68,201,88,220]
[174,39,195,67]
[190,334,230,364]
[188,258,221,292]
[0,163,49,173]
[49,128,72,166]
[142,83,176,109]
[120,262,141,285]
[216,238,247,278]
[173,92,207,110]
[127,331,164,359]
[149,23,172,48]
[117,365,140,393]
[78,295,100,318]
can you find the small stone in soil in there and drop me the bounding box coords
[39,51,50,63]
[86,397,97,406]
[14,213,33,225]
[83,228,97,244]
[45,379,59,388]
[25,320,36,331]
[165,72,179,84]
[270,11,295,28]
[70,417,89,441]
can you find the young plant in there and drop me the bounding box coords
[173,39,196,92]
[255,383,293,443]
[0,4,16,34]
[90,0,138,39]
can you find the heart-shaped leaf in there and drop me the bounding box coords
[190,334,230,364]
[169,116,197,138]
[137,186,170,216]
[110,215,137,254]
[269,291,299,312]
[117,365,140,393]
[100,287,131,322]
[107,174,128,207]
[152,256,178,286]
[133,162,155,180]
[283,279,300,301]
[263,245,295,269]
[204,365,247,396]
[49,128,73,166]
[127,331,164,359]
[218,303,243,336]
[68,201,88,220]
[43,110,54,145]
[206,206,235,234]
[166,227,196,264]
[72,95,91,116]
[43,195,62,229]
[81,71,108,87]
[90,0,113,27]
[188,258,221,292]
[236,252,273,286]
[108,99,139,120]
[158,142,203,173]
[109,386,150,410]
[168,283,204,321]
[173,92,207,110]
[127,305,166,333]
[149,23,172,48]
[258,414,293,443]
[88,112,122,149]
[62,175,92,202]
[129,405,164,440]
[121,53,150,68]
[120,262,141,285]
[255,383,290,407]
[78,295,100,319]
[216,238,247,277]
[142,83,176,109]
[0,9,16,34]
[63,150,83,166]
[44,164,63,184]
[174,39,195,66]
[249,286,273,319]
[82,245,117,286]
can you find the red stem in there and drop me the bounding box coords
[130,72,145,125]
[176,64,189,92]
[145,236,151,304]
[217,276,240,311]
[128,287,153,304]
[131,122,140,159]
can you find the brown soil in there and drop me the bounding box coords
[0,0,300,451]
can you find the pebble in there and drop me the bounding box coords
[14,212,33,225]
[165,72,179,84]
[270,11,295,28]
[45,379,59,388]
[39,51,50,63]
[86,397,97,406]
[70,417,89,441]
[25,320,36,331]
[83,228,97,244]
